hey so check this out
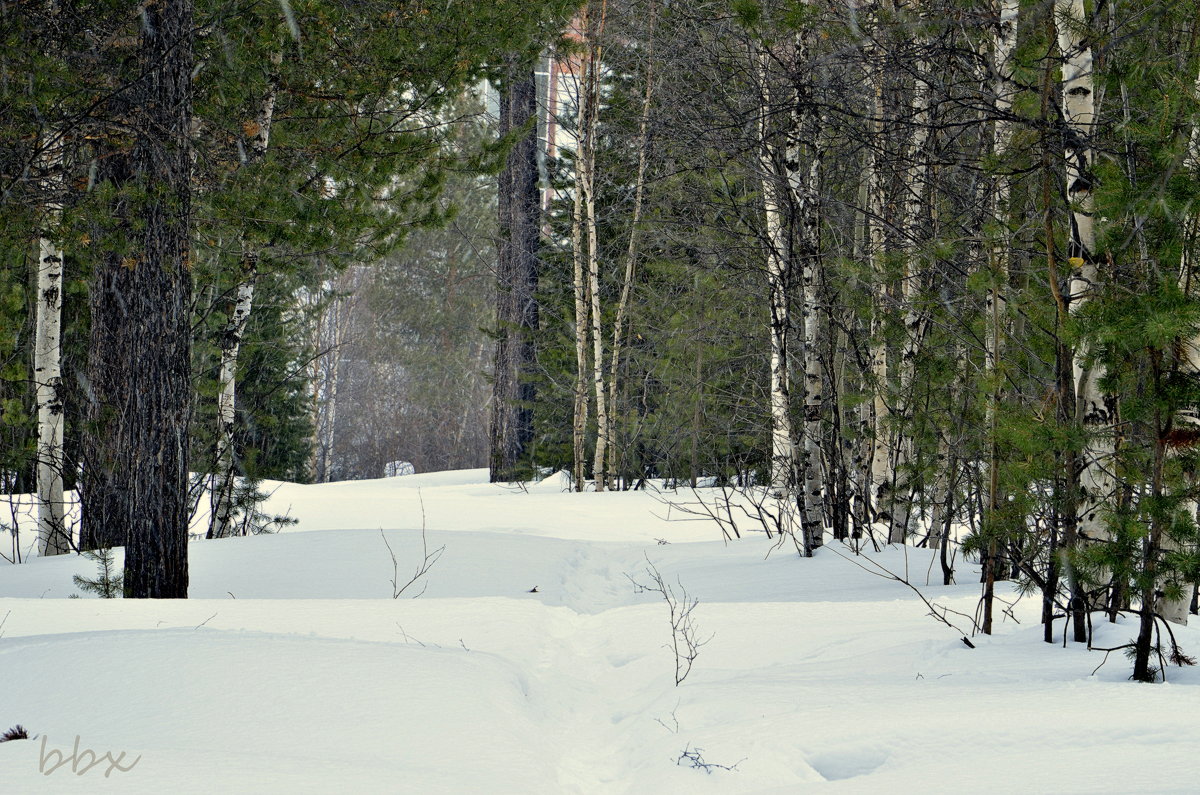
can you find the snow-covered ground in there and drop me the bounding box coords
[1,469,1198,792]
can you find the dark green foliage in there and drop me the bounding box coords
[73,548,123,598]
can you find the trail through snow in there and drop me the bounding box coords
[1,471,1198,792]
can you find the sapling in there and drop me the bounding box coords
[73,548,122,598]
[628,557,711,685]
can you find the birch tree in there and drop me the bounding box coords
[1056,0,1111,584]
[34,132,69,556]
[758,46,799,503]
[568,1,609,490]
[605,0,657,488]
[208,51,279,540]
[786,25,825,554]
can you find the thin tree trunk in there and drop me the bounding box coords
[981,0,1021,625]
[209,52,278,538]
[570,7,597,491]
[759,48,797,501]
[35,132,69,556]
[1057,0,1111,570]
[786,28,825,554]
[866,35,892,538]
[208,258,256,539]
[582,4,609,490]
[1040,13,1087,641]
[1161,65,1200,626]
[491,62,541,482]
[890,5,934,545]
[606,0,656,489]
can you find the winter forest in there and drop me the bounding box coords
[3,0,1200,789]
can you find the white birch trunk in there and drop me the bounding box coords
[209,53,278,536]
[35,134,69,556]
[209,261,256,538]
[1057,0,1110,554]
[570,9,596,491]
[986,0,1020,387]
[312,286,348,483]
[586,164,607,492]
[852,179,873,535]
[784,29,825,553]
[759,49,797,501]
[866,44,892,538]
[889,10,938,544]
[583,2,610,492]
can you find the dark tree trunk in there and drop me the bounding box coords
[490,64,540,482]
[80,0,193,598]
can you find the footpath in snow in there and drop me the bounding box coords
[1,469,1198,793]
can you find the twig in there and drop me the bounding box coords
[628,556,712,685]
[826,544,978,646]
[676,745,744,774]
[381,498,445,600]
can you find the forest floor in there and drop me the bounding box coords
[1,469,1198,792]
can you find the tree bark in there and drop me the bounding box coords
[209,52,278,537]
[82,0,194,599]
[35,132,69,556]
[605,0,656,488]
[208,257,256,539]
[866,33,892,539]
[1057,0,1110,567]
[758,47,798,502]
[570,10,596,491]
[490,63,541,482]
[784,28,825,554]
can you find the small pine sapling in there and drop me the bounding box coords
[73,548,123,598]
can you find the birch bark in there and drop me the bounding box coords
[1056,0,1111,556]
[759,48,798,501]
[208,259,256,538]
[866,36,891,538]
[35,133,69,556]
[209,53,278,538]
[570,8,596,491]
[784,29,825,554]
[585,1,609,491]
[890,2,935,544]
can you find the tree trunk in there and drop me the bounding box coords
[866,35,892,539]
[890,6,934,545]
[208,258,256,539]
[758,48,798,502]
[35,133,69,556]
[82,0,193,599]
[785,28,825,554]
[577,1,609,491]
[209,52,277,537]
[1162,66,1200,626]
[570,10,597,491]
[606,0,656,489]
[490,64,541,482]
[1057,0,1111,567]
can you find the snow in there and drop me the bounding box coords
[1,470,1199,792]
